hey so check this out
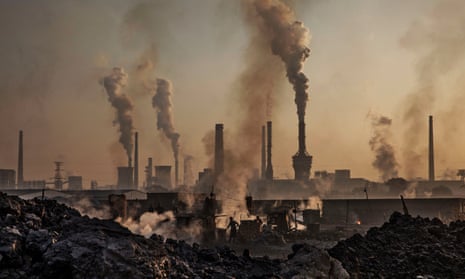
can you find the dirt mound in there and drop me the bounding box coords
[329,211,465,278]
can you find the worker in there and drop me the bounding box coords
[255,215,263,232]
[226,217,239,243]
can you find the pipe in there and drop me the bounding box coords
[17,130,23,188]
[214,123,224,182]
[266,121,273,180]
[261,125,266,179]
[428,115,435,181]
[134,132,139,188]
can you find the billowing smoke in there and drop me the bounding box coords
[117,211,175,238]
[250,0,311,123]
[369,113,399,182]
[400,0,465,178]
[210,0,311,215]
[117,210,203,243]
[152,78,180,164]
[102,67,134,165]
[65,198,111,219]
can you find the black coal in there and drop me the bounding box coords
[329,211,465,278]
[0,193,347,278]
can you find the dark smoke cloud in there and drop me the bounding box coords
[102,67,134,165]
[369,113,399,182]
[208,0,311,214]
[152,78,180,163]
[400,0,465,178]
[251,0,311,123]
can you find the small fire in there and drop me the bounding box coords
[356,220,361,225]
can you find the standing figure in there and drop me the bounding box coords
[226,217,239,243]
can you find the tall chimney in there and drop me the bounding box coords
[134,132,139,189]
[145,157,153,187]
[261,125,266,179]
[292,120,312,181]
[214,123,224,183]
[428,115,435,181]
[175,159,179,187]
[265,121,273,180]
[17,130,24,188]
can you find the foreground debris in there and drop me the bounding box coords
[329,211,465,278]
[0,193,348,278]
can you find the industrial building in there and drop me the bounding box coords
[3,112,465,229]
[0,169,15,189]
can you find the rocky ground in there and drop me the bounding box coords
[0,192,348,279]
[329,211,465,278]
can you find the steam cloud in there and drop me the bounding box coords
[369,114,399,182]
[251,0,311,122]
[152,78,180,164]
[102,67,134,165]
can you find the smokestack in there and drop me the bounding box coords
[265,121,273,180]
[429,115,435,181]
[292,120,312,181]
[134,132,139,189]
[17,130,23,188]
[175,159,179,187]
[214,123,224,182]
[261,125,266,179]
[145,157,153,187]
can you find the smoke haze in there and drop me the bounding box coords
[368,113,399,182]
[3,1,465,186]
[400,0,465,178]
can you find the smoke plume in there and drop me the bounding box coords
[152,78,180,163]
[202,0,312,215]
[102,67,134,165]
[400,0,465,178]
[369,114,399,182]
[250,0,311,123]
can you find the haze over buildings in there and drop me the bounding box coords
[1,0,465,187]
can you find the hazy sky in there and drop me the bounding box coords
[1,0,465,187]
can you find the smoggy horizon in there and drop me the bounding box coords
[2,0,465,187]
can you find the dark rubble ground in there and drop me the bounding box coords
[0,193,348,279]
[329,211,465,278]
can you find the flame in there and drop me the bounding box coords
[356,220,361,225]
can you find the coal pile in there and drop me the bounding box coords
[0,193,348,278]
[329,211,465,278]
